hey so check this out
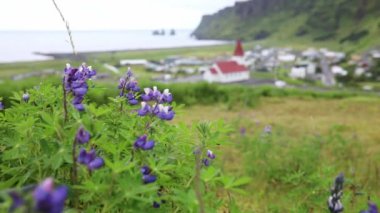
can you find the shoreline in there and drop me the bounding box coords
[33,42,232,60]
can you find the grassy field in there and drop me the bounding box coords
[177,97,380,212]
[1,42,380,211]
[0,44,235,80]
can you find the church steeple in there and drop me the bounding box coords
[233,40,244,57]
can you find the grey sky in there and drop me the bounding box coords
[0,0,238,31]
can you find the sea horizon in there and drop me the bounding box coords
[0,30,229,63]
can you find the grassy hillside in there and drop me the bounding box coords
[193,0,380,52]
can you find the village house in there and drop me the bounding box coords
[290,61,317,79]
[203,40,250,83]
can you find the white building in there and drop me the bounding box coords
[203,61,250,83]
[290,62,317,79]
[203,40,250,83]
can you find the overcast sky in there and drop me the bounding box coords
[0,0,238,31]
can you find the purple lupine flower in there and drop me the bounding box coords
[151,104,160,115]
[63,63,95,112]
[75,127,90,144]
[361,202,379,213]
[73,87,88,97]
[127,68,133,77]
[8,191,24,213]
[126,80,140,92]
[157,105,175,121]
[160,89,173,103]
[88,157,105,171]
[142,86,162,102]
[328,173,344,213]
[77,148,104,171]
[264,125,272,134]
[72,96,84,105]
[142,175,157,184]
[118,78,126,89]
[118,68,140,105]
[141,140,155,150]
[141,88,153,101]
[22,93,30,103]
[138,102,151,116]
[240,127,246,136]
[134,135,155,150]
[0,101,4,110]
[85,66,97,78]
[33,178,68,213]
[140,165,157,184]
[126,92,138,105]
[153,201,160,208]
[141,166,151,175]
[74,103,85,111]
[134,135,147,149]
[129,99,138,105]
[77,148,88,164]
[207,150,216,159]
[202,158,210,167]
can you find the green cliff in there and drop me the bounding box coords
[193,0,380,50]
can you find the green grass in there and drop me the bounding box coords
[178,97,380,212]
[87,44,235,65]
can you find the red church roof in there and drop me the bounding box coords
[234,40,244,56]
[210,61,248,75]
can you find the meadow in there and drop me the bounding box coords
[0,45,379,213]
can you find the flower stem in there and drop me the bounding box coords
[62,78,68,122]
[71,139,77,185]
[194,146,205,213]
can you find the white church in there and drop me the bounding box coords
[203,40,250,83]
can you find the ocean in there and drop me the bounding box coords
[0,30,228,63]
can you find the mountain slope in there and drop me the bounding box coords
[193,0,380,50]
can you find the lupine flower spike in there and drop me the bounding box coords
[153,201,161,208]
[138,86,175,120]
[240,127,246,136]
[0,101,4,110]
[327,173,344,213]
[33,178,68,213]
[22,93,30,103]
[8,191,24,213]
[64,63,96,111]
[203,149,216,166]
[264,125,272,134]
[360,202,378,213]
[118,67,140,105]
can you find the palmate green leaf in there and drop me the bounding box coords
[201,167,220,182]
[87,104,113,117]
[14,117,37,137]
[1,145,28,160]
[0,175,19,189]
[10,91,22,102]
[229,176,252,188]
[172,189,198,212]
[106,158,136,174]
[48,147,70,170]
[218,176,251,193]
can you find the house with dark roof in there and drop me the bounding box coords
[203,40,250,83]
